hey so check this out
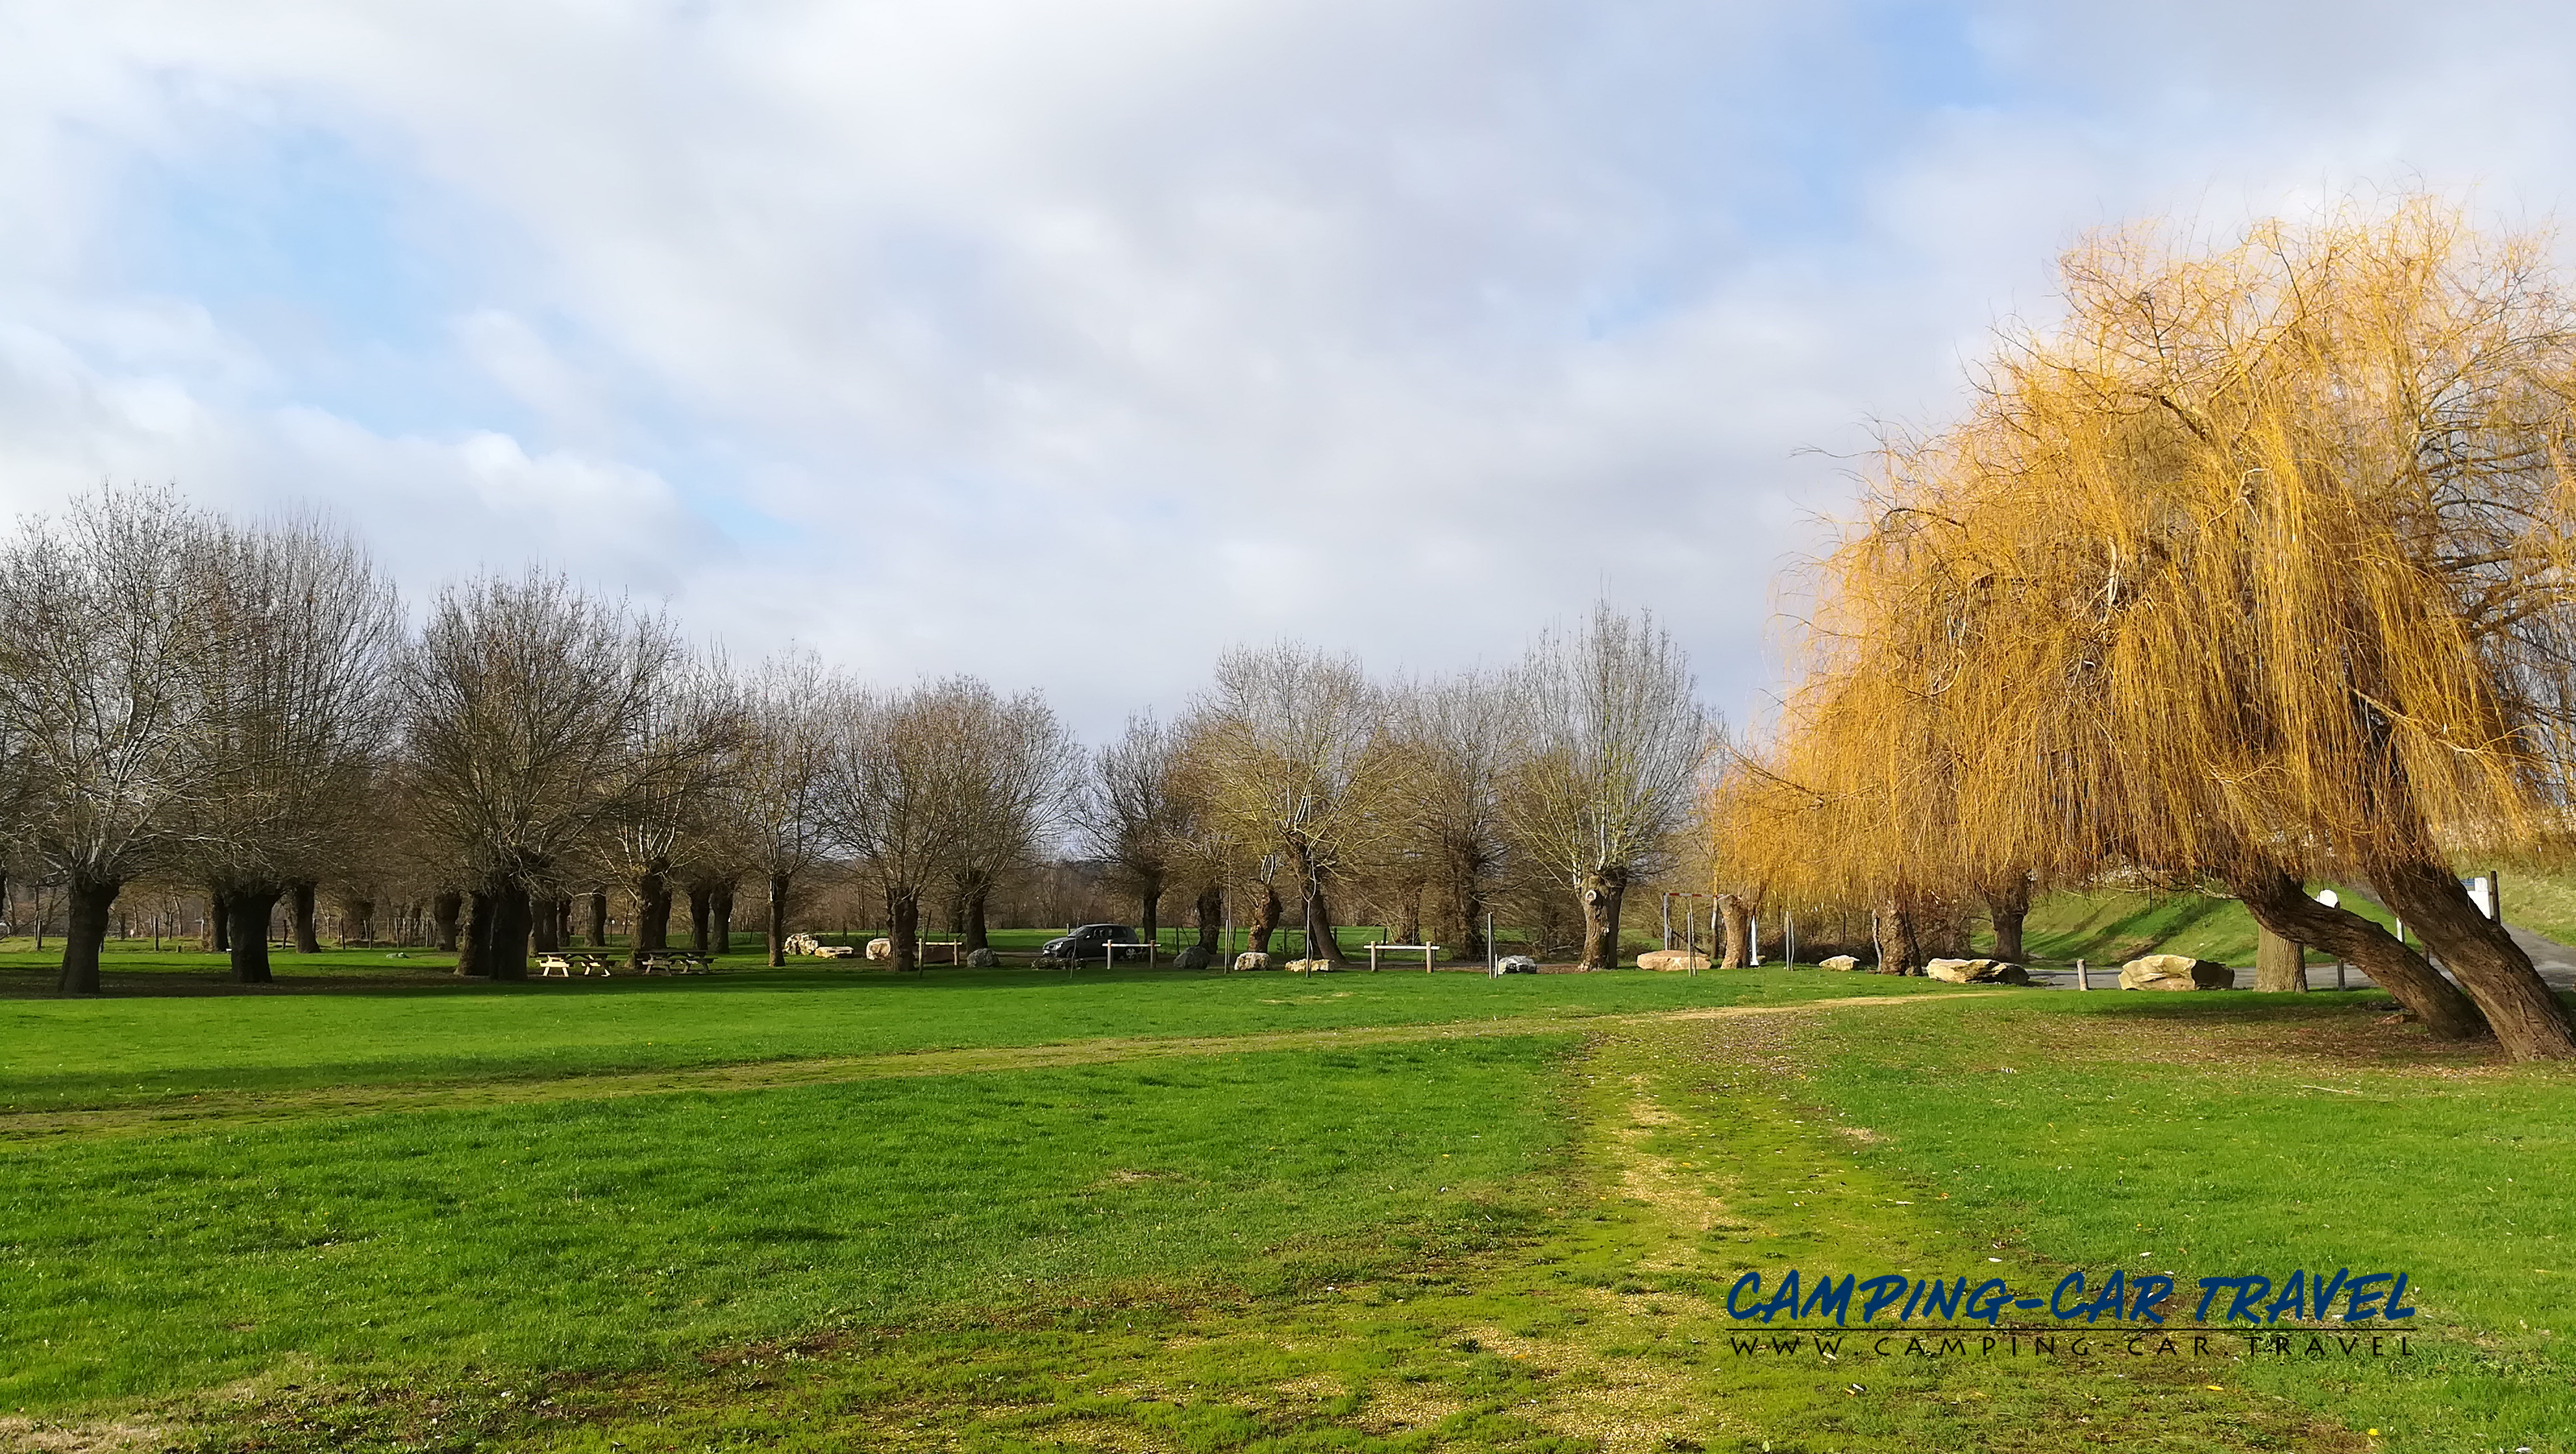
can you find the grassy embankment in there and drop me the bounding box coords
[5,955,2572,1452]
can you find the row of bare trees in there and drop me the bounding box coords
[1079,607,1718,970]
[1720,195,2576,1061]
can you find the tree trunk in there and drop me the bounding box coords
[1876,896,1927,975]
[455,891,493,976]
[1576,869,1627,970]
[1190,880,1220,946]
[2375,857,2576,1061]
[1249,882,1282,956]
[1718,893,1750,968]
[629,869,670,970]
[205,887,229,952]
[1137,872,1163,946]
[432,890,462,952]
[56,871,121,995]
[586,890,609,949]
[712,883,734,958]
[2224,861,2480,1035]
[1398,886,1422,946]
[961,881,991,954]
[226,887,282,985]
[484,881,532,981]
[1983,878,2029,963]
[687,885,713,954]
[347,897,377,947]
[530,895,561,953]
[889,889,921,973]
[2254,924,2307,992]
[767,872,793,967]
[1301,879,1351,963]
[288,882,321,953]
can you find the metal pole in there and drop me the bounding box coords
[1662,894,1672,952]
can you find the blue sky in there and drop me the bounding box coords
[6,0,2575,738]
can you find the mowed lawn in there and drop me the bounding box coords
[0,950,1944,1112]
[5,960,2573,1453]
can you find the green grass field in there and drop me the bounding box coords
[3,950,2571,1453]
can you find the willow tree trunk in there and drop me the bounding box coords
[1249,883,1283,956]
[629,870,671,970]
[1195,885,1223,949]
[1398,888,1422,946]
[586,891,609,949]
[767,872,792,967]
[484,883,532,981]
[1718,894,1750,968]
[1575,870,1628,970]
[205,887,229,952]
[687,886,713,953]
[2254,925,2307,992]
[225,888,281,985]
[1875,897,1927,976]
[1984,878,2029,963]
[2375,858,2576,1061]
[454,891,492,976]
[889,890,922,973]
[1301,880,1351,964]
[56,872,121,996]
[347,898,377,946]
[960,882,991,955]
[432,891,463,952]
[530,896,560,953]
[2226,864,2479,1035]
[1136,873,1163,946]
[712,883,734,957]
[289,882,321,953]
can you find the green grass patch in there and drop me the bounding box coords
[0,1036,1578,1411]
[0,956,1943,1113]
[1794,992,2576,1453]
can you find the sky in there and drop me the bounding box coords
[6,0,2576,741]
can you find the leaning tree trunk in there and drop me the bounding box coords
[2375,857,2576,1061]
[687,886,713,954]
[711,883,734,958]
[1718,893,1750,968]
[889,889,921,973]
[483,882,533,981]
[586,890,609,949]
[2254,924,2307,992]
[767,871,792,967]
[289,882,321,954]
[2223,861,2483,1034]
[1301,878,1352,964]
[1983,878,2029,963]
[431,890,462,952]
[56,870,121,996]
[226,887,282,985]
[1248,882,1282,956]
[1576,869,1627,970]
[1195,885,1223,949]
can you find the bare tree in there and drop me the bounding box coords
[733,652,842,966]
[824,682,967,972]
[1385,671,1514,961]
[0,488,215,994]
[180,514,402,983]
[942,683,1079,954]
[593,654,743,970]
[1506,604,1716,969]
[1187,645,1400,965]
[397,572,683,980]
[1080,713,1185,939]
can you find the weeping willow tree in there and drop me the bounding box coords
[1735,196,2576,1060]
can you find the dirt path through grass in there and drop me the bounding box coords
[0,992,1987,1146]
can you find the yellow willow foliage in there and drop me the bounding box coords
[1732,197,2576,907]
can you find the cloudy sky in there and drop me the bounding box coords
[5,1,2573,738]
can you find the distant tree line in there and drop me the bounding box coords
[0,487,1718,993]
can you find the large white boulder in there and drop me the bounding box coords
[2119,954,2233,991]
[1818,954,1864,972]
[865,937,895,961]
[1636,949,1708,972]
[1233,951,1274,972]
[1924,957,2032,985]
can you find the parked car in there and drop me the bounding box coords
[1041,924,1142,961]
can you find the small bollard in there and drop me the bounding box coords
[2075,957,2089,991]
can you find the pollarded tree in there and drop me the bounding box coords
[0,487,216,994]
[1385,671,1515,961]
[1187,644,1402,965]
[397,572,684,980]
[733,651,843,966]
[594,654,743,970]
[1505,604,1716,970]
[181,513,402,984]
[941,682,1080,954]
[823,680,967,972]
[1080,713,1187,941]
